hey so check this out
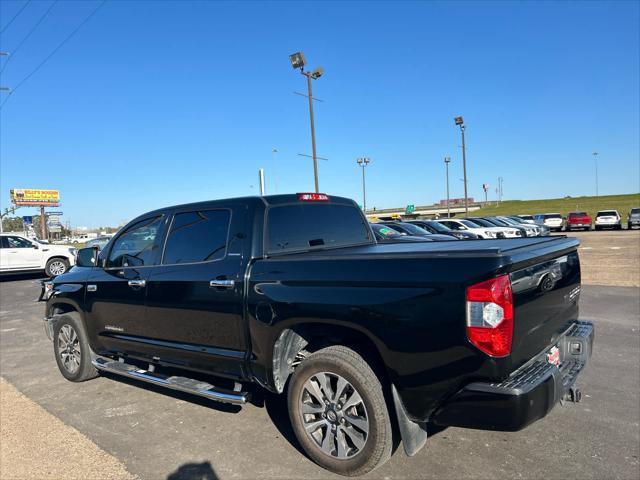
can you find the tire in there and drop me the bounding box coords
[52,313,98,382]
[287,346,393,476]
[45,257,70,277]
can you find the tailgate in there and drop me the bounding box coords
[508,243,581,369]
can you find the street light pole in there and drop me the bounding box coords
[455,116,469,216]
[272,148,278,193]
[593,152,599,197]
[305,72,319,193]
[289,52,324,193]
[357,157,370,214]
[444,156,451,218]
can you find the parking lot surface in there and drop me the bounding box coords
[0,234,639,480]
[561,230,640,287]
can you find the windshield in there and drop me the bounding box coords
[391,223,428,235]
[465,218,492,228]
[267,203,372,253]
[424,221,450,233]
[597,211,618,217]
[487,217,510,226]
[460,219,482,228]
[499,217,520,226]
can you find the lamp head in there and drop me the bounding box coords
[289,51,306,70]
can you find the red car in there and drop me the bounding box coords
[566,211,592,231]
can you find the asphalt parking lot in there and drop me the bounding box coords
[1,232,639,480]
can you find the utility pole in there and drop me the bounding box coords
[498,177,504,203]
[271,148,279,193]
[258,169,265,196]
[593,152,599,197]
[455,117,469,216]
[356,157,371,214]
[40,206,47,240]
[444,156,451,218]
[289,52,324,193]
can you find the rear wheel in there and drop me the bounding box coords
[287,346,393,476]
[53,313,98,382]
[45,257,70,277]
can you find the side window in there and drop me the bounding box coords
[108,216,163,268]
[4,236,33,248]
[163,210,231,265]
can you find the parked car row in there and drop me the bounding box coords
[370,215,549,243]
[524,208,639,231]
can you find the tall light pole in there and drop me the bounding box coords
[290,51,324,193]
[272,148,279,193]
[593,152,599,197]
[357,157,371,214]
[444,156,451,218]
[455,116,469,216]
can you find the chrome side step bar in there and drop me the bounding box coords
[92,356,249,405]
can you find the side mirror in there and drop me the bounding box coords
[76,247,99,267]
[32,243,39,249]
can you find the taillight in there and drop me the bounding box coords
[297,193,329,201]
[466,274,513,357]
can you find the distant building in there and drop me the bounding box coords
[439,197,474,206]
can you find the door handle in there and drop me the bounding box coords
[209,279,235,289]
[127,279,146,288]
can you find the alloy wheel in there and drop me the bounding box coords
[57,324,81,374]
[298,371,369,459]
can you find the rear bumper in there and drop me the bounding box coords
[432,320,594,431]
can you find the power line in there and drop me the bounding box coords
[0,0,32,34]
[0,0,107,110]
[0,0,58,74]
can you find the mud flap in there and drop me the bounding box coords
[392,384,428,456]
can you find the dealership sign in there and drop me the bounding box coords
[10,189,60,206]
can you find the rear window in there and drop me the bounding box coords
[267,203,371,254]
[597,211,618,217]
[163,209,230,264]
[569,212,588,217]
[631,208,640,214]
[545,214,562,219]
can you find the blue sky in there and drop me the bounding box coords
[1,0,638,227]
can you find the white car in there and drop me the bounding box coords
[517,215,536,224]
[533,213,564,232]
[0,233,76,276]
[435,219,507,239]
[594,210,622,230]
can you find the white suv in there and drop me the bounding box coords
[595,210,622,231]
[0,233,76,276]
[533,213,564,232]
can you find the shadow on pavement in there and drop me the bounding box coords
[167,461,218,480]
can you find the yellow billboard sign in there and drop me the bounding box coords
[10,189,60,206]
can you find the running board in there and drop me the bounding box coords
[92,356,249,405]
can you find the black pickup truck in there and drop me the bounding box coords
[42,193,593,476]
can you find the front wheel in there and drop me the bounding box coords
[53,313,98,382]
[287,346,393,476]
[45,257,70,277]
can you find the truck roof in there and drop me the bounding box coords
[139,194,356,218]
